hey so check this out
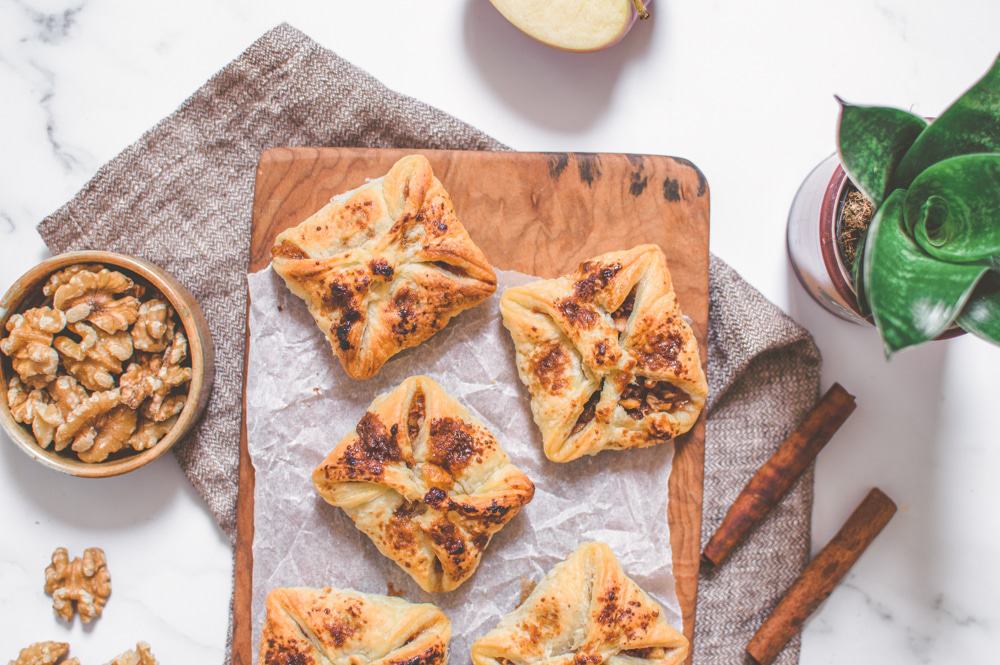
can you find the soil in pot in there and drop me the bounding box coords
[836,185,874,270]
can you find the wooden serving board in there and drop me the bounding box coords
[233,148,710,664]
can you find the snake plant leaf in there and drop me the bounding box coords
[904,154,1000,264]
[893,55,1000,188]
[864,190,989,355]
[957,271,1000,345]
[837,101,927,207]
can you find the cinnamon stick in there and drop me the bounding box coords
[702,383,856,568]
[746,488,897,665]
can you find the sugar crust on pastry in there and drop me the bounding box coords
[312,376,535,593]
[470,542,689,665]
[500,245,707,462]
[271,155,497,380]
[258,586,450,665]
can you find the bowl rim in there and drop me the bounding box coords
[0,251,214,478]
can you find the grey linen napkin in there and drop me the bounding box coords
[37,23,820,665]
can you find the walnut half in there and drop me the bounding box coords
[8,642,79,665]
[54,322,133,392]
[0,307,66,388]
[108,642,158,665]
[52,268,140,334]
[7,377,63,449]
[43,547,111,623]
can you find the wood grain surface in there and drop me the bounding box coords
[233,148,710,664]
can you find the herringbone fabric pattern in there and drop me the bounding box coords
[37,24,821,664]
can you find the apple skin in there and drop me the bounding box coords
[489,0,652,53]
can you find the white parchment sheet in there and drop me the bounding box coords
[246,267,680,662]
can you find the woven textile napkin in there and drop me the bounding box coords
[37,24,820,664]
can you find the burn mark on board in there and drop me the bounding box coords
[629,171,648,196]
[670,157,708,197]
[662,178,682,202]
[548,153,569,179]
[577,153,602,187]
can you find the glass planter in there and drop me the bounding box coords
[786,153,866,323]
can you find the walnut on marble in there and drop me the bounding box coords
[8,641,79,665]
[107,642,158,665]
[43,547,111,624]
[1,263,192,462]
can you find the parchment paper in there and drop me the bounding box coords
[246,267,680,662]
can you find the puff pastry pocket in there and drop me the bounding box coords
[500,245,707,462]
[312,376,535,592]
[471,542,688,665]
[258,586,450,665]
[271,154,497,380]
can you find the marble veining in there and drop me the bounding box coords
[16,1,84,45]
[36,65,85,172]
[842,581,896,622]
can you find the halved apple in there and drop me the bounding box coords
[489,0,651,53]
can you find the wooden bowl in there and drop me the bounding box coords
[0,251,214,477]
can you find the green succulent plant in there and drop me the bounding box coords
[836,54,1000,356]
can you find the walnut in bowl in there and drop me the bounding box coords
[0,252,214,477]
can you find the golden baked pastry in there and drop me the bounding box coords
[471,542,689,665]
[271,155,497,379]
[312,376,534,592]
[259,587,450,665]
[500,245,707,462]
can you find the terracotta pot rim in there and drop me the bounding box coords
[0,251,215,478]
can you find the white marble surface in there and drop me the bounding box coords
[1,1,998,663]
